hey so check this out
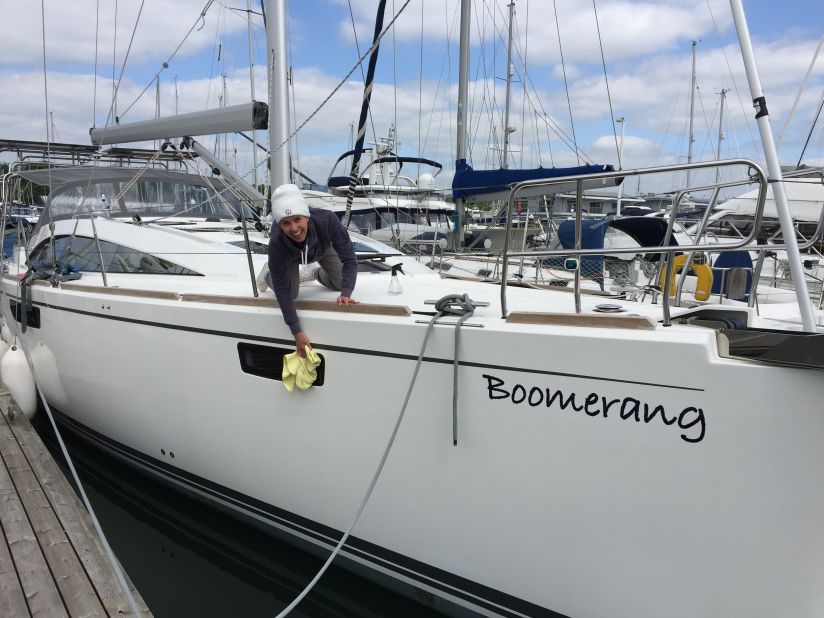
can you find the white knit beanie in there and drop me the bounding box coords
[272,184,310,222]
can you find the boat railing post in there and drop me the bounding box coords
[750,250,766,308]
[662,249,675,326]
[500,189,515,319]
[574,179,583,314]
[89,215,108,288]
[653,189,687,288]
[237,201,259,298]
[675,185,721,305]
[718,269,727,304]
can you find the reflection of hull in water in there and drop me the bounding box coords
[39,415,446,617]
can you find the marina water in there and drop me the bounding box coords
[34,411,445,618]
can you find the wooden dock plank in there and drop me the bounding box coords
[0,393,149,616]
[0,387,151,617]
[0,422,68,617]
[0,407,107,617]
[0,508,31,617]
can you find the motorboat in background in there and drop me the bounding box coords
[303,128,456,251]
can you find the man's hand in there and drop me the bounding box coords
[294,331,311,357]
[336,295,359,306]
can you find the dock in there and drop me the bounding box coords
[0,385,151,617]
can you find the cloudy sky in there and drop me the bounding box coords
[1,0,822,194]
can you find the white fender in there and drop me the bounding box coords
[0,339,9,363]
[1,323,12,345]
[29,341,68,410]
[1,347,37,419]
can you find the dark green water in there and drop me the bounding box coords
[35,415,445,618]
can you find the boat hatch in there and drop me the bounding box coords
[237,343,326,385]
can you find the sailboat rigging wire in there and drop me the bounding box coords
[796,92,824,168]
[553,0,579,165]
[273,296,471,617]
[591,0,620,164]
[418,0,424,180]
[287,15,301,188]
[40,0,55,275]
[417,1,424,175]
[696,85,717,159]
[703,0,758,158]
[342,0,389,227]
[474,0,586,163]
[268,0,413,157]
[778,34,824,150]
[519,1,529,168]
[93,0,100,126]
[417,1,458,168]
[112,0,118,121]
[119,0,217,120]
[346,0,379,162]
[101,0,147,131]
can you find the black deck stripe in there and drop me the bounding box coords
[52,410,567,618]
[17,294,703,392]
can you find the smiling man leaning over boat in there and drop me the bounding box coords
[267,184,359,356]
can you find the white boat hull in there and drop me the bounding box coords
[6,277,824,618]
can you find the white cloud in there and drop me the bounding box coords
[1,1,822,190]
[0,0,248,67]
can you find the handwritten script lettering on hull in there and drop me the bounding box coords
[482,374,706,444]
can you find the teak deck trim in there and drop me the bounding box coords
[60,282,180,300]
[506,311,656,329]
[180,293,412,316]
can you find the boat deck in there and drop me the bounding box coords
[0,385,151,617]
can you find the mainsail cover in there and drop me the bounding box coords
[452,159,617,202]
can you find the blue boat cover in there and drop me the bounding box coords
[608,217,680,256]
[711,250,753,296]
[552,219,610,289]
[451,159,614,200]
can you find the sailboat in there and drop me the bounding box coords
[3,1,824,617]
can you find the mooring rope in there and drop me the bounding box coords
[274,293,476,616]
[0,304,144,617]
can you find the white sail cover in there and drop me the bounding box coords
[718,176,824,222]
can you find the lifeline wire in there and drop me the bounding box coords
[274,297,467,617]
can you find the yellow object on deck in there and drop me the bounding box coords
[659,254,713,301]
[282,346,321,392]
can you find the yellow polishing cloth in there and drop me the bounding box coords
[282,345,321,392]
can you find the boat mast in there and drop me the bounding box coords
[454,0,471,246]
[686,40,697,188]
[247,0,260,193]
[266,0,291,188]
[715,88,727,186]
[728,0,816,332]
[501,1,515,169]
